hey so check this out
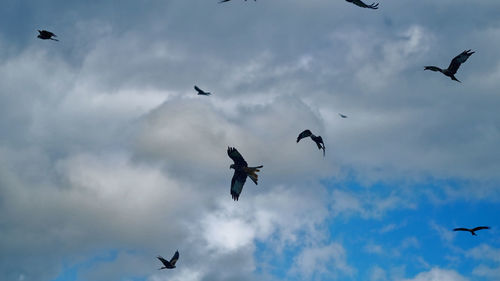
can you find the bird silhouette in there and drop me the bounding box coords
[297,129,325,156]
[37,30,59,41]
[453,226,490,236]
[424,50,474,82]
[339,113,348,118]
[228,147,263,201]
[157,250,179,270]
[346,0,379,9]
[219,0,256,3]
[194,86,211,96]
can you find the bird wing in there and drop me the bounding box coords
[157,256,170,266]
[169,251,179,266]
[194,85,202,93]
[339,113,347,118]
[313,136,326,156]
[424,66,442,72]
[453,228,470,232]
[227,147,248,167]
[297,129,312,143]
[447,50,474,75]
[472,226,490,232]
[219,0,231,2]
[351,0,379,9]
[231,170,247,201]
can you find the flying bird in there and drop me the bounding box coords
[297,129,325,156]
[453,226,490,236]
[219,0,255,3]
[194,85,211,96]
[346,0,379,9]
[227,147,263,201]
[424,50,475,82]
[37,30,58,41]
[157,250,179,270]
[339,113,348,118]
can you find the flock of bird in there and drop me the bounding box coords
[34,0,490,273]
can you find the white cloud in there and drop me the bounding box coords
[400,267,469,281]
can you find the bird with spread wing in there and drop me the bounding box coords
[424,50,474,82]
[453,226,490,236]
[219,0,255,3]
[227,147,263,201]
[346,0,379,9]
[297,129,325,156]
[157,250,179,270]
[339,113,348,118]
[37,30,59,41]
[194,85,211,96]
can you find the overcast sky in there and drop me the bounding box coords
[1,0,500,281]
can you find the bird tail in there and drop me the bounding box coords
[245,165,263,185]
[50,38,59,41]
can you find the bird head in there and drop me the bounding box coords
[230,164,235,170]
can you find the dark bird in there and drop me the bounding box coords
[424,50,475,82]
[346,0,379,9]
[339,113,348,118]
[297,129,325,156]
[453,226,490,236]
[194,85,211,96]
[219,0,255,3]
[157,250,179,270]
[228,147,263,201]
[37,30,59,41]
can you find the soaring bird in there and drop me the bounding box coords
[346,0,379,9]
[157,251,179,270]
[339,113,348,118]
[194,85,211,96]
[297,129,325,156]
[453,226,490,236]
[37,30,58,41]
[228,147,263,201]
[219,0,255,3]
[424,50,475,82]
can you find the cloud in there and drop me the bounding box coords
[289,242,355,280]
[400,267,469,281]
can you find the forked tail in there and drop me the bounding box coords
[244,165,263,185]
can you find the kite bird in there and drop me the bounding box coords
[297,129,325,156]
[228,147,263,201]
[219,0,255,3]
[194,85,211,96]
[157,250,179,270]
[339,113,348,118]
[37,30,59,41]
[424,50,474,82]
[453,226,490,236]
[346,0,379,9]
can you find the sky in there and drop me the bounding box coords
[0,0,500,280]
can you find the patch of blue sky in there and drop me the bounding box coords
[51,250,120,281]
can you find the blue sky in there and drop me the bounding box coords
[1,0,500,281]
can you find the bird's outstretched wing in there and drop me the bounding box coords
[339,113,347,118]
[227,147,248,167]
[169,251,179,266]
[194,85,203,93]
[231,170,247,201]
[453,228,471,232]
[157,256,170,267]
[219,0,231,2]
[472,226,490,232]
[447,50,474,75]
[311,135,326,156]
[297,129,312,143]
[424,66,442,72]
[349,0,379,9]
